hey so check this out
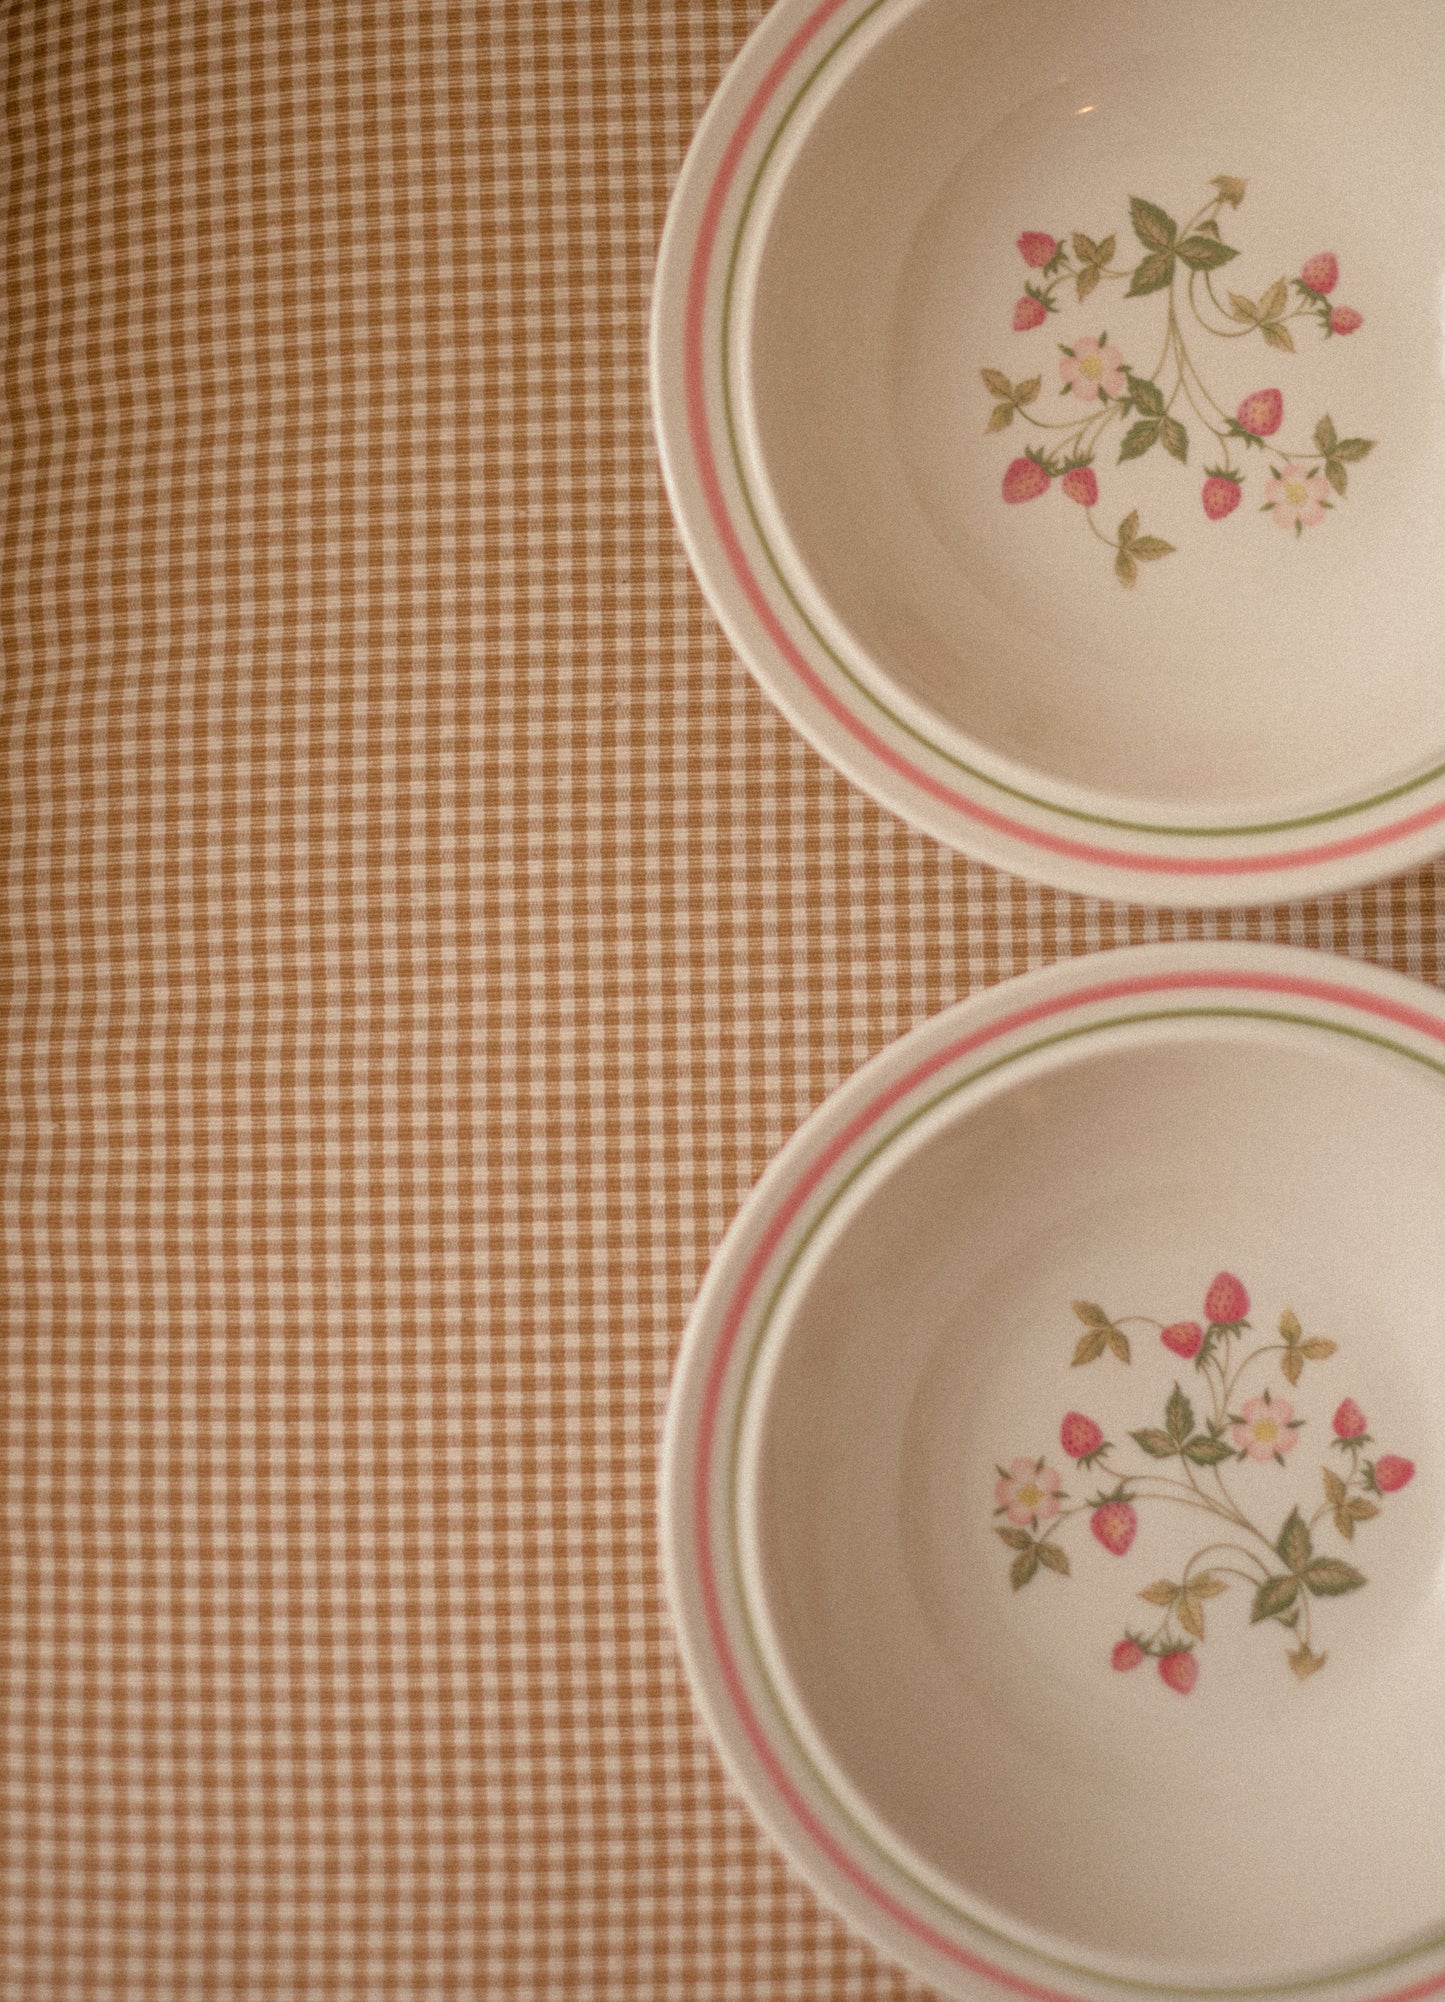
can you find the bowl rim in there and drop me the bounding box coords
[648,0,1445,905]
[659,940,1445,2002]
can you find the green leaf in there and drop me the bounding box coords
[987,402,1015,433]
[1071,1327,1109,1365]
[1130,536,1175,562]
[1071,232,1100,263]
[1118,420,1161,463]
[1251,1573,1300,1623]
[1302,1557,1366,1597]
[1228,291,1260,324]
[1195,217,1223,240]
[1114,549,1138,589]
[1334,437,1375,463]
[1182,1434,1233,1466]
[1176,233,1239,272]
[1301,1338,1337,1361]
[1323,1467,1347,1508]
[1131,1427,1178,1459]
[995,1525,1034,1550]
[1011,1545,1040,1590]
[1162,416,1189,463]
[1166,1383,1194,1444]
[981,368,1014,399]
[1313,415,1338,457]
[1212,175,1248,208]
[1127,250,1175,298]
[1261,320,1296,353]
[1129,196,1178,250]
[1289,1642,1327,1681]
[1260,278,1290,321]
[1097,234,1116,265]
[1118,510,1140,547]
[1036,1541,1071,1576]
[1277,1508,1313,1575]
[1190,1573,1227,1599]
[1281,1347,1304,1387]
[1346,1497,1380,1524]
[1076,265,1100,303]
[1177,1593,1206,1641]
[1325,458,1349,498]
[1138,1579,1179,1605]
[1108,1328,1131,1363]
[1073,1300,1110,1327]
[1126,373,1166,417]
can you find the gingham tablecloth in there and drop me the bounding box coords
[4,6,1444,1998]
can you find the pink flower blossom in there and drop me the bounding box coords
[1230,1393,1300,1463]
[1264,462,1331,533]
[995,1457,1063,1526]
[1059,335,1127,404]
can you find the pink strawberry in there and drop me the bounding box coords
[1060,465,1098,508]
[1236,389,1283,438]
[1201,473,1241,521]
[1017,232,1058,269]
[1060,1411,1103,1460]
[1300,252,1339,296]
[1002,456,1050,503]
[1090,1500,1137,1556]
[1013,295,1048,332]
[1333,1398,1368,1440]
[1204,1272,1249,1324]
[1112,1638,1145,1672]
[1376,1455,1415,1492]
[1330,305,1363,336]
[1161,1320,1204,1359]
[1159,1650,1198,1695]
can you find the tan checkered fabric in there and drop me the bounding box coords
[3,4,1443,1997]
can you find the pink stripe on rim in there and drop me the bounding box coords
[691,966,1445,2001]
[681,0,1445,880]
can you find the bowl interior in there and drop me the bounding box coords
[740,0,1445,815]
[744,1021,1445,1987]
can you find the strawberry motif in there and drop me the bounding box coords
[1299,252,1339,296]
[1012,295,1048,332]
[1204,1271,1250,1324]
[1060,465,1098,508]
[1235,389,1283,438]
[1090,1499,1137,1556]
[1017,232,1059,269]
[1333,1398,1368,1440]
[1159,1650,1198,1695]
[1201,473,1241,521]
[1002,456,1050,503]
[1161,1320,1204,1358]
[1111,1638,1145,1672]
[1330,305,1363,336]
[1059,1412,1104,1461]
[1376,1455,1415,1492]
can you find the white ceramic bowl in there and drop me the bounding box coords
[661,943,1445,2000]
[651,0,1445,904]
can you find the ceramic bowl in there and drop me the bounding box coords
[660,942,1445,2001]
[651,0,1445,904]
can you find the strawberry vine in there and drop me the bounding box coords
[992,1271,1417,1692]
[986,178,1375,583]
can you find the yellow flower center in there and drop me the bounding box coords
[1080,353,1105,380]
[1252,1418,1279,1446]
[1017,1482,1043,1510]
[1284,479,1309,507]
